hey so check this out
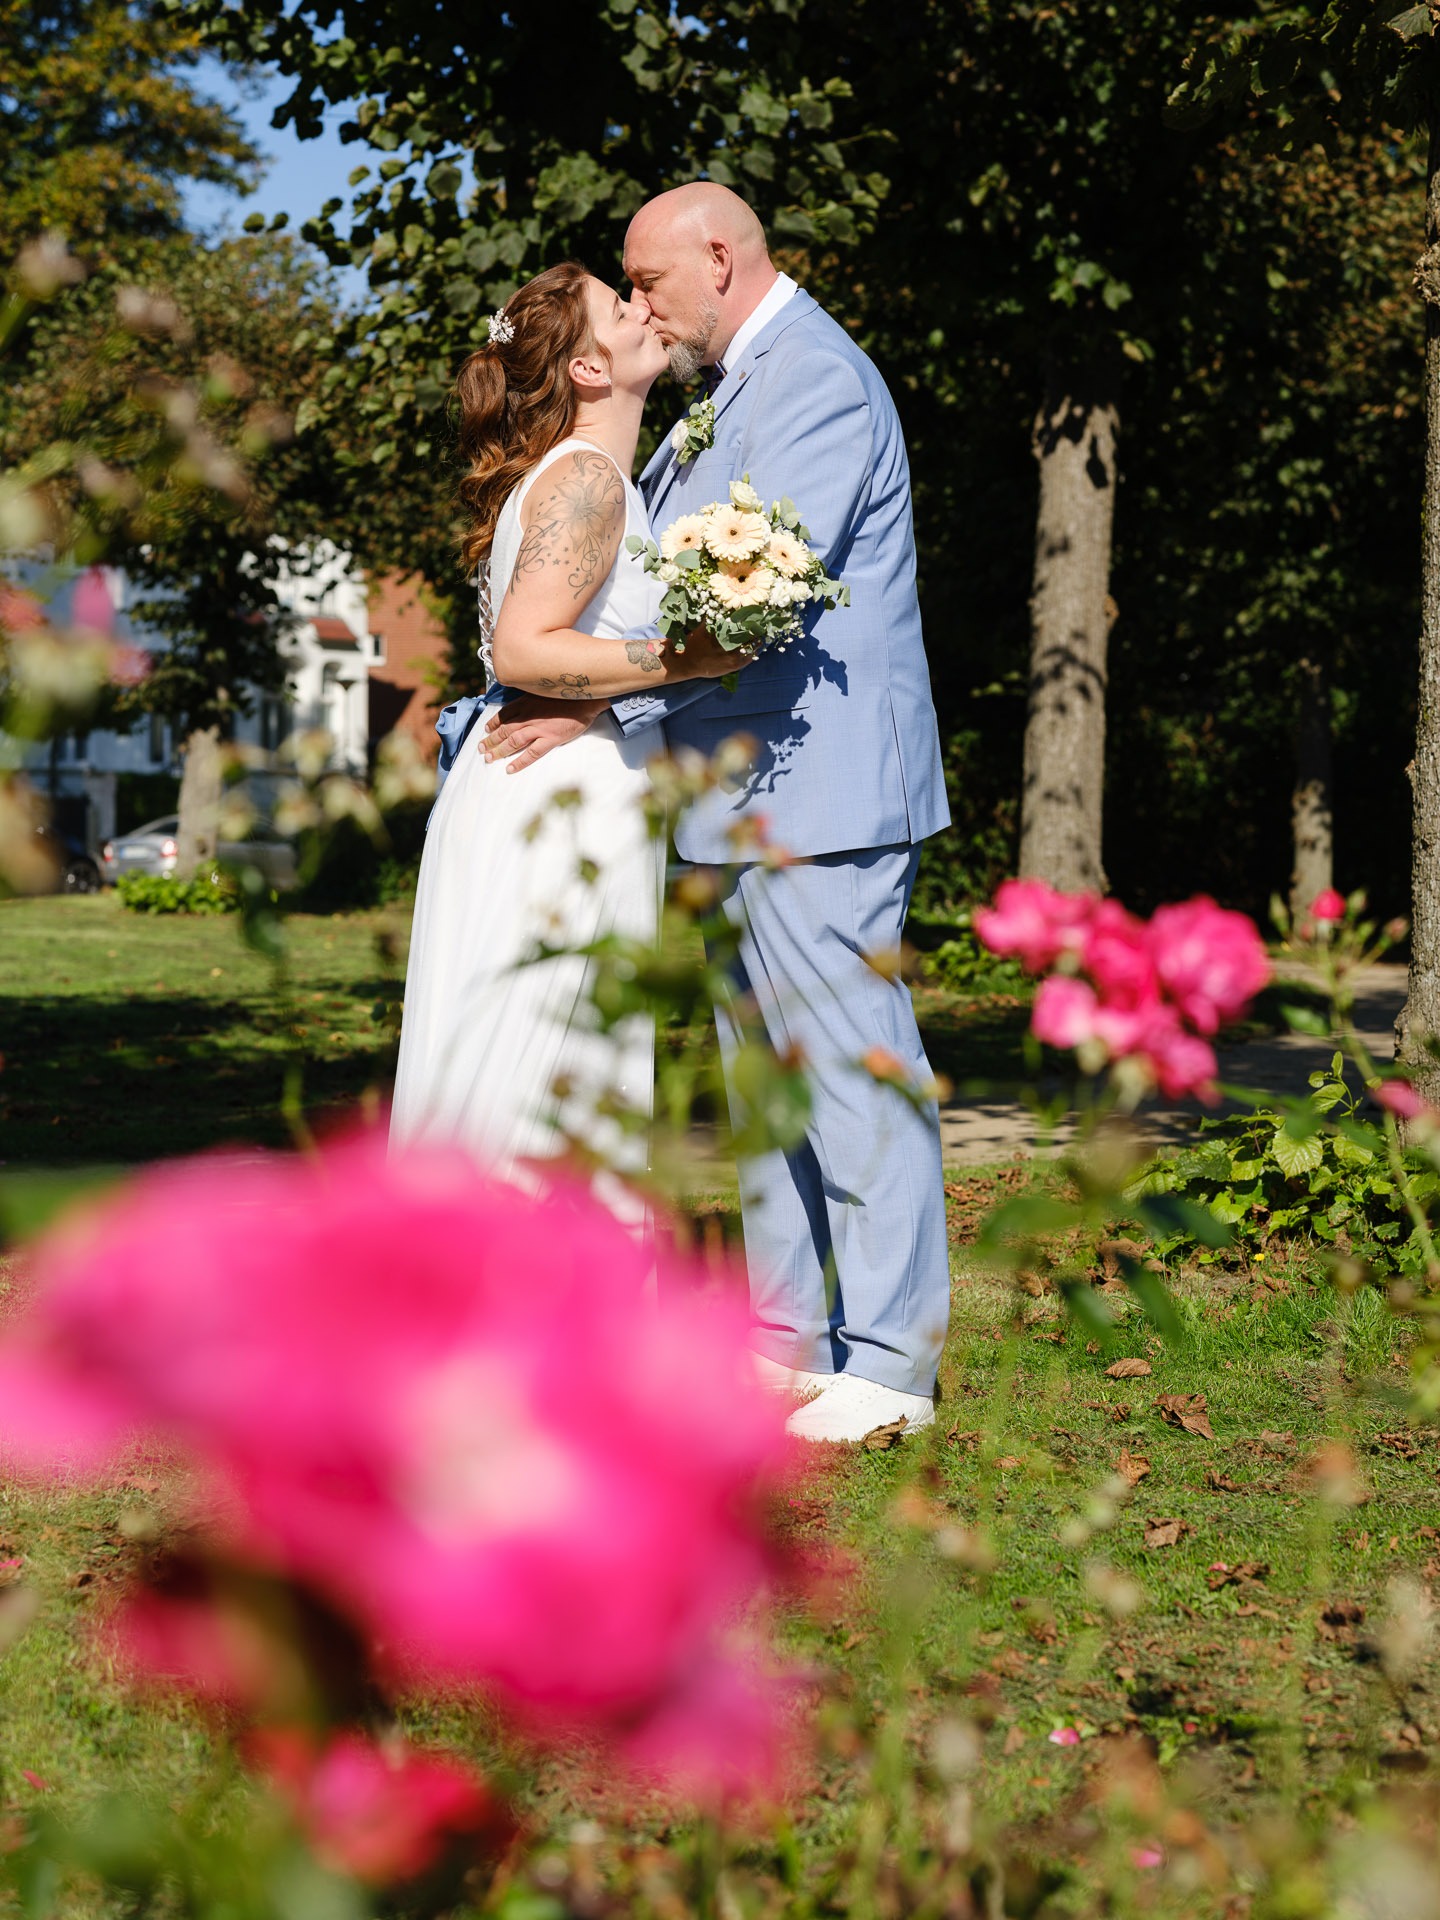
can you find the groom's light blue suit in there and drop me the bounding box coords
[612,287,953,1394]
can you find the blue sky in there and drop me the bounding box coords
[181,59,370,302]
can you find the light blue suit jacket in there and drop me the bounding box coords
[611,289,949,864]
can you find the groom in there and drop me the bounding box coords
[484,184,952,1441]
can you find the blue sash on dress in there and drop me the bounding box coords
[433,685,510,798]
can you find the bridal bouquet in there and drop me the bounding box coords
[626,478,848,675]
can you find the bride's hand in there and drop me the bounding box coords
[676,626,757,679]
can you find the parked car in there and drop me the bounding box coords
[100,816,298,890]
[31,824,102,894]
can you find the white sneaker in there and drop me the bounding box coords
[784,1374,935,1444]
[749,1351,835,1398]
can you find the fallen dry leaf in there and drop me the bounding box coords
[996,1454,1023,1470]
[1318,1600,1366,1645]
[946,1427,982,1452]
[1204,1469,1244,1494]
[1003,1724,1027,1755]
[1206,1561,1269,1591]
[1154,1393,1215,1440]
[1117,1447,1152,1488]
[1253,1429,1294,1455]
[1107,1358,1153,1380]
[1144,1517,1191,1550]
[863,1419,909,1451]
[1375,1430,1423,1461]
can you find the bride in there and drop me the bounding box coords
[389,261,739,1187]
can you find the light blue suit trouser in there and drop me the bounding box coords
[712,845,950,1396]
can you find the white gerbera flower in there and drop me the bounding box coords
[660,514,709,560]
[704,508,772,563]
[765,531,809,579]
[729,478,763,512]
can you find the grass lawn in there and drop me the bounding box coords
[0,895,1435,1913]
[0,893,405,1169]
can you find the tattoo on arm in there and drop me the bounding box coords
[512,451,625,595]
[625,638,663,674]
[536,673,594,699]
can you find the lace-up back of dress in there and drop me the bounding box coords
[478,436,653,693]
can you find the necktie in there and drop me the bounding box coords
[702,360,726,398]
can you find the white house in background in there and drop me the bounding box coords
[16,544,378,849]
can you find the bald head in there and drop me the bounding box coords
[623,183,777,381]
[627,182,769,265]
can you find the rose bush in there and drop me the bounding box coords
[976,881,1271,1100]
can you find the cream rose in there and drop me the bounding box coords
[729,478,764,512]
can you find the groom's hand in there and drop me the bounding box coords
[481,694,608,771]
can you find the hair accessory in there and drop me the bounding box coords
[488,308,516,347]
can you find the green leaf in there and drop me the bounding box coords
[975,1193,1083,1255]
[1059,1279,1118,1346]
[1134,1192,1233,1248]
[1271,1122,1326,1177]
[1385,4,1432,38]
[1280,1003,1331,1036]
[1124,1266,1184,1345]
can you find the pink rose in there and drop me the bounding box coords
[1048,1726,1082,1746]
[0,1135,791,1793]
[1147,898,1271,1035]
[1081,900,1158,1010]
[1376,1079,1428,1121]
[1310,889,1346,924]
[1031,975,1103,1050]
[248,1728,513,1885]
[974,880,1096,973]
[1139,1014,1220,1103]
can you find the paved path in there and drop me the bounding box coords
[936,963,1408,1167]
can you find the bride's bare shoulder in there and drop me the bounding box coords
[520,444,627,527]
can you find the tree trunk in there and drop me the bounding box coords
[1018,363,1120,893]
[174,725,221,882]
[1397,113,1440,1104]
[1289,653,1334,924]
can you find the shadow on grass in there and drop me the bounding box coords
[1,988,393,1167]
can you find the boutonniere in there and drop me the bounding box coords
[669,399,715,467]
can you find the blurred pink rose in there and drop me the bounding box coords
[1376,1079,1428,1121]
[978,880,1265,1103]
[1310,888,1346,924]
[1031,975,1102,1050]
[1081,900,1158,1010]
[1047,1726,1082,1746]
[248,1728,513,1885]
[974,879,1096,973]
[70,568,115,635]
[0,1135,791,1793]
[1136,1013,1219,1103]
[1148,898,1272,1035]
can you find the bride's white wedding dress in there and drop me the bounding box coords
[389,437,662,1186]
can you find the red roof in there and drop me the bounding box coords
[313,616,361,648]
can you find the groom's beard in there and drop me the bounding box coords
[666,299,719,383]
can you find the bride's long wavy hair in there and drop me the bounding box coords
[455,261,600,574]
